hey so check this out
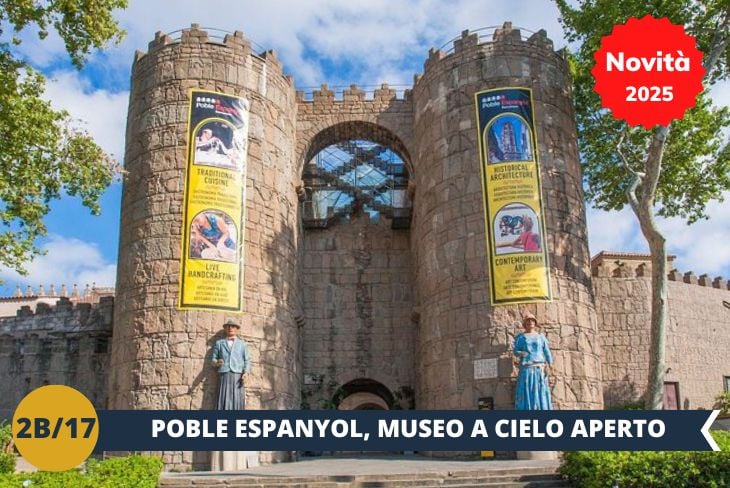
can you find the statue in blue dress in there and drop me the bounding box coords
[513,312,553,410]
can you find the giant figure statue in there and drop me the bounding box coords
[513,313,553,410]
[212,319,251,409]
[210,319,256,471]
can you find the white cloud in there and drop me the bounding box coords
[710,79,730,108]
[0,235,117,292]
[18,0,567,160]
[657,192,730,277]
[10,22,69,67]
[8,0,730,281]
[11,0,569,144]
[43,71,129,159]
[14,0,567,88]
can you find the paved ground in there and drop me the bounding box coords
[13,454,560,476]
[14,456,37,473]
[162,455,560,478]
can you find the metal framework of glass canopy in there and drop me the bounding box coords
[301,140,411,229]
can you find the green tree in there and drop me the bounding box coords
[556,0,730,409]
[0,0,127,277]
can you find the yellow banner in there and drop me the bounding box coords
[475,88,552,305]
[178,90,249,311]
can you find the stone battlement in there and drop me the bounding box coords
[0,296,114,334]
[296,83,413,103]
[420,23,562,75]
[591,251,730,291]
[0,284,115,318]
[134,24,288,78]
[3,283,114,300]
[0,294,113,413]
[2,295,114,322]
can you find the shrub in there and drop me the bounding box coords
[0,422,15,476]
[85,455,163,488]
[713,430,730,452]
[11,470,86,487]
[560,433,730,488]
[0,452,15,475]
[715,391,730,417]
[0,422,12,451]
[0,454,162,487]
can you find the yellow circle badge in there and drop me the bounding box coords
[12,385,99,471]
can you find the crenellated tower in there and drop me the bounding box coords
[411,24,602,410]
[110,25,301,469]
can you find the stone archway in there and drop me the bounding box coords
[338,392,389,410]
[295,87,415,178]
[301,121,414,176]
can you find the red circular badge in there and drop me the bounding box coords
[592,15,705,129]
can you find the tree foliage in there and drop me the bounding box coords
[0,0,126,276]
[556,0,730,409]
[557,0,730,223]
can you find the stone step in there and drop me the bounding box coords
[161,467,561,485]
[353,474,563,487]
[419,484,569,488]
[159,473,567,488]
[164,482,351,487]
[158,481,570,488]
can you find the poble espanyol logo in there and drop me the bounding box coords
[592,15,705,129]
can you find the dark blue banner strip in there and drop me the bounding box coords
[95,410,719,452]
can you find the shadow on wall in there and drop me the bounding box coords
[188,332,224,468]
[185,211,300,468]
[603,375,643,409]
[259,214,301,411]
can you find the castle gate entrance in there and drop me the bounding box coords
[337,378,394,410]
[296,96,417,410]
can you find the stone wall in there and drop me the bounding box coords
[300,213,415,409]
[411,25,602,411]
[0,297,113,415]
[593,253,730,409]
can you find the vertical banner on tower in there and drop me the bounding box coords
[474,87,551,305]
[178,90,249,311]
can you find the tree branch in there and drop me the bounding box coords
[617,130,642,214]
[641,126,670,212]
[616,129,644,177]
[626,172,641,216]
[702,4,730,77]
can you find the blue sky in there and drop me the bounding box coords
[0,0,729,296]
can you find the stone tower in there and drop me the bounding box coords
[110,25,301,469]
[411,25,602,410]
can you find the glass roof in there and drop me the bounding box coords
[302,140,411,227]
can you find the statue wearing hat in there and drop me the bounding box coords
[513,312,553,410]
[211,319,251,410]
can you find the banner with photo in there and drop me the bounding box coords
[178,90,249,311]
[474,87,551,305]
